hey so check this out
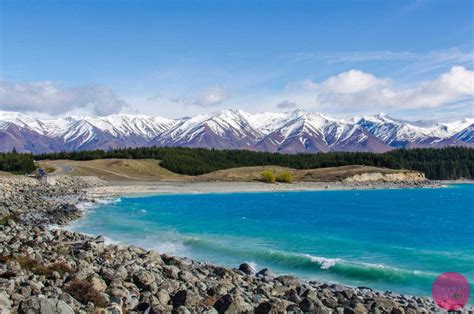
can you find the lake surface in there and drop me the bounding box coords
[71,185,474,297]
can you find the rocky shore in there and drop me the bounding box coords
[0,176,440,313]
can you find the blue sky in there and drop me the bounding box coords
[0,0,473,119]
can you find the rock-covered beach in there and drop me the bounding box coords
[0,176,441,313]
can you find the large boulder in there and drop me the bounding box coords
[238,263,254,275]
[132,270,155,290]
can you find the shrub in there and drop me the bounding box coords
[276,171,293,183]
[261,170,276,183]
[64,279,108,307]
[43,165,56,173]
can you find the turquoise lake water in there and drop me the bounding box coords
[71,185,474,297]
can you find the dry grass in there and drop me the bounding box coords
[0,255,75,278]
[197,165,411,182]
[197,166,293,182]
[38,159,188,181]
[38,159,415,183]
[48,262,75,276]
[64,279,108,307]
[43,165,56,173]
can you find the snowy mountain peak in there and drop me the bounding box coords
[0,110,472,153]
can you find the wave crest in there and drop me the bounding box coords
[183,237,436,284]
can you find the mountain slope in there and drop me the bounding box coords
[0,110,472,153]
[151,110,262,149]
[255,111,391,153]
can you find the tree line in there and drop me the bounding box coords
[33,146,474,180]
[0,150,36,174]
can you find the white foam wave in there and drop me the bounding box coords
[76,201,96,211]
[246,261,258,272]
[96,197,122,205]
[150,241,186,256]
[76,197,121,212]
[103,236,121,245]
[305,254,341,269]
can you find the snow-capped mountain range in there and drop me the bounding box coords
[0,110,472,154]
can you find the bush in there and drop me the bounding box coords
[43,165,56,173]
[276,171,293,183]
[64,279,108,307]
[261,170,276,183]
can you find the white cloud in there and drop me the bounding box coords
[171,85,229,108]
[194,85,228,107]
[301,80,319,91]
[0,80,128,115]
[301,66,474,110]
[321,69,390,94]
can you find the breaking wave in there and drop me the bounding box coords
[182,236,437,285]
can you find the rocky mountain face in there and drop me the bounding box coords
[0,110,472,153]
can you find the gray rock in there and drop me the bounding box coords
[275,275,300,288]
[133,270,155,289]
[238,263,254,275]
[18,296,74,314]
[299,297,330,314]
[256,268,274,278]
[0,292,12,314]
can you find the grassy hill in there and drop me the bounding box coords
[38,159,187,181]
[35,146,474,180]
[197,165,423,182]
[37,159,424,183]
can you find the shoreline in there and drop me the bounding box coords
[86,179,443,198]
[0,175,449,313]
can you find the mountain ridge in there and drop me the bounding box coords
[1,109,472,153]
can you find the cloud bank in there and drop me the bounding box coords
[1,66,472,119]
[0,81,128,116]
[297,66,474,111]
